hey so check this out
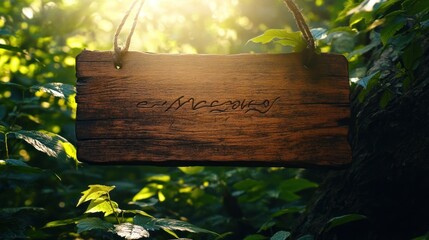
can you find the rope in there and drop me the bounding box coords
[283,0,316,67]
[112,0,315,68]
[113,0,145,69]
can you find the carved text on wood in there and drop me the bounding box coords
[76,50,350,167]
[136,96,280,114]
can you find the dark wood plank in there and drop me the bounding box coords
[76,50,350,166]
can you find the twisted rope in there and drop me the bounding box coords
[113,0,145,69]
[284,0,316,67]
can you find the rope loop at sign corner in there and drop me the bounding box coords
[113,0,145,69]
[283,0,316,67]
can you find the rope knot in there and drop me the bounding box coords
[113,0,145,69]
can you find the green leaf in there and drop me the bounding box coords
[278,191,300,202]
[3,159,29,167]
[270,231,291,240]
[327,26,357,35]
[0,82,26,90]
[248,29,305,51]
[85,198,119,216]
[13,130,58,157]
[274,39,306,51]
[324,214,367,232]
[161,228,179,238]
[258,220,276,232]
[132,184,158,201]
[348,32,380,60]
[30,83,76,99]
[146,174,171,182]
[0,43,23,53]
[374,0,401,16]
[279,178,318,193]
[271,207,304,217]
[123,209,153,218]
[156,218,217,235]
[310,28,327,40]
[215,232,234,240]
[278,179,317,202]
[0,159,46,181]
[11,130,70,160]
[61,142,79,165]
[134,216,161,231]
[329,31,356,53]
[43,218,82,228]
[178,166,205,175]
[412,232,429,240]
[76,218,113,233]
[114,223,150,239]
[134,216,217,235]
[0,124,7,133]
[402,41,423,71]
[274,33,306,51]
[379,90,392,109]
[77,184,115,206]
[233,178,264,191]
[129,198,158,208]
[0,207,45,216]
[402,0,429,15]
[296,235,314,240]
[248,29,292,44]
[244,234,268,240]
[349,11,373,27]
[380,11,406,45]
[356,71,380,89]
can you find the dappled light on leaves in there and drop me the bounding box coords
[115,223,150,239]
[2,0,427,239]
[76,218,114,233]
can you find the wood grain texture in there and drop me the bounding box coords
[76,50,351,166]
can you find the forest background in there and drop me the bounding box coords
[1,0,428,239]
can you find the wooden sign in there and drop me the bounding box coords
[76,50,350,167]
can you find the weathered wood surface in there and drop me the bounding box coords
[76,50,350,166]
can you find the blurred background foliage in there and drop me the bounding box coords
[1,0,427,239]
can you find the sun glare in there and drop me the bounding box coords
[103,0,243,53]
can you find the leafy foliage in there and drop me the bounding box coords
[61,185,216,239]
[248,29,306,51]
[270,231,291,240]
[255,0,428,111]
[77,184,116,207]
[1,0,427,239]
[323,214,368,232]
[0,207,46,239]
[30,82,75,99]
[76,217,114,233]
[115,223,150,239]
[12,130,72,160]
[134,216,217,235]
[341,0,428,108]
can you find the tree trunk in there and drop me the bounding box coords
[293,40,429,239]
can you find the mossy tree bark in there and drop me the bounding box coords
[293,39,429,239]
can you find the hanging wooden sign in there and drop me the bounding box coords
[75,50,350,167]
